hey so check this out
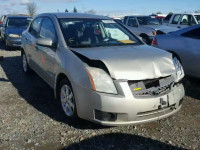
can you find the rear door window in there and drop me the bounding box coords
[180,15,196,25]
[194,15,200,24]
[172,14,181,24]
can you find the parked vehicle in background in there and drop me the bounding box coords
[0,15,32,49]
[123,15,177,44]
[0,15,6,24]
[113,18,123,25]
[21,13,184,126]
[152,25,200,78]
[0,15,7,36]
[150,14,167,24]
[163,13,200,29]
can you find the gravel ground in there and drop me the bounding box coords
[0,44,200,150]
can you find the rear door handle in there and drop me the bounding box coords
[177,26,181,28]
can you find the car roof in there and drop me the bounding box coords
[124,15,150,17]
[38,13,109,20]
[7,15,32,19]
[172,13,200,15]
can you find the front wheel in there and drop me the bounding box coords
[141,35,151,45]
[5,40,11,50]
[58,79,78,119]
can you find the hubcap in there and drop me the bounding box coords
[60,85,75,117]
[23,54,28,72]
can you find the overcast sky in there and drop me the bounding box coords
[0,0,200,17]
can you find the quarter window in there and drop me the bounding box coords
[172,14,181,24]
[39,18,57,44]
[182,28,200,39]
[29,17,42,37]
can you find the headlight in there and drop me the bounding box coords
[85,67,117,94]
[173,57,184,82]
[9,34,20,38]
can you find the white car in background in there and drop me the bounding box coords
[123,15,178,44]
[152,25,200,78]
[163,13,200,29]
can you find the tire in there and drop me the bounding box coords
[5,40,11,50]
[141,35,151,45]
[22,52,31,74]
[58,79,78,120]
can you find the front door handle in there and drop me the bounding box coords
[36,45,39,51]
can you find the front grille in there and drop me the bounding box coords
[128,76,174,97]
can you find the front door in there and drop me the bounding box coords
[36,17,58,86]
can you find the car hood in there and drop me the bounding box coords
[6,27,27,35]
[72,45,176,80]
[141,25,178,33]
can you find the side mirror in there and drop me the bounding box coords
[36,38,53,47]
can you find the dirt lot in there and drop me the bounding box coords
[0,45,200,150]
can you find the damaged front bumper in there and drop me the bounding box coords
[73,79,185,126]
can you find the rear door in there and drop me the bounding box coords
[180,28,200,76]
[179,14,197,28]
[36,17,57,86]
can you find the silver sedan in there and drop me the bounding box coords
[152,25,200,78]
[21,13,184,126]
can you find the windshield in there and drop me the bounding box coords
[194,15,200,24]
[7,18,32,27]
[137,16,161,25]
[59,18,141,48]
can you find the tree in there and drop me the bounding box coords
[195,10,200,13]
[27,2,37,17]
[168,12,173,14]
[73,7,77,13]
[156,11,162,14]
[65,9,68,12]
[85,9,96,14]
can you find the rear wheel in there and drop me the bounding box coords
[22,52,31,74]
[58,79,78,119]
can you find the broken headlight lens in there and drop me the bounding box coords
[173,57,184,82]
[85,67,117,94]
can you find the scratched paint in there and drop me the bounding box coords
[41,54,45,64]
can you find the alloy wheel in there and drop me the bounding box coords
[60,85,75,117]
[22,54,28,72]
